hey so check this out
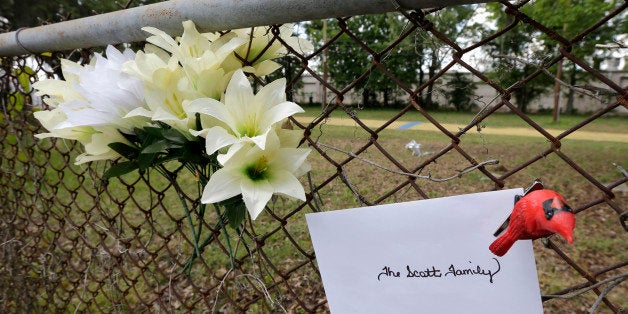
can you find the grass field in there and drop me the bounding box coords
[301,106,627,133]
[5,109,626,312]
[294,110,627,312]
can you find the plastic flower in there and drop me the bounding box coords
[201,130,310,219]
[142,20,246,99]
[189,69,304,158]
[123,51,202,135]
[124,21,249,134]
[33,45,147,164]
[33,45,146,131]
[219,24,313,76]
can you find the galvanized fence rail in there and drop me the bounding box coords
[1,0,626,312]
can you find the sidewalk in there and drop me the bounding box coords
[295,116,628,143]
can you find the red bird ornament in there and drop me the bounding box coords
[489,189,576,257]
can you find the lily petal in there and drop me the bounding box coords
[270,169,306,201]
[201,168,244,204]
[252,60,282,76]
[142,26,179,54]
[203,126,238,155]
[240,179,274,220]
[224,70,254,113]
[255,77,286,110]
[186,98,228,118]
[261,101,304,127]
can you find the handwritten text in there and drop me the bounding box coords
[377,258,501,284]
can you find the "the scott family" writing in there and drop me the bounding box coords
[377,258,501,284]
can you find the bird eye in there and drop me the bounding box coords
[542,199,555,220]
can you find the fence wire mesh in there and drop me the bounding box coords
[1,0,627,312]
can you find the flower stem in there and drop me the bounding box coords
[157,165,202,274]
[213,203,236,269]
[182,191,201,266]
[194,167,207,255]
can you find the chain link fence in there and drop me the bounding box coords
[1,0,626,312]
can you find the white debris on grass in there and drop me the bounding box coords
[405,140,432,157]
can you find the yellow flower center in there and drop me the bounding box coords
[164,92,186,119]
[238,113,259,137]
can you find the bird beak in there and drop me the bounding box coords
[551,211,576,243]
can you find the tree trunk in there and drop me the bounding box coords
[565,66,577,115]
[552,58,564,122]
[362,88,370,107]
[425,65,436,109]
[516,87,528,114]
[284,63,294,102]
[553,21,569,121]
[383,88,389,106]
[425,47,440,110]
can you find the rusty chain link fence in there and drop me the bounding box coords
[1,0,627,312]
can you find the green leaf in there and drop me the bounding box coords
[141,126,165,139]
[161,128,188,144]
[141,140,170,154]
[137,152,157,171]
[103,161,139,179]
[179,149,200,164]
[152,155,180,166]
[220,197,247,229]
[135,126,160,144]
[119,131,140,145]
[108,142,139,159]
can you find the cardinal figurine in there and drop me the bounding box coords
[489,186,576,257]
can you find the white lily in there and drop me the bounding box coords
[125,21,250,133]
[201,130,310,220]
[189,69,304,159]
[220,24,313,76]
[123,51,202,135]
[142,20,246,100]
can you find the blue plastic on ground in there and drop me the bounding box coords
[397,121,422,130]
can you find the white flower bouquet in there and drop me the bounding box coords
[32,21,313,270]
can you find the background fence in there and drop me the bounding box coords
[1,0,626,312]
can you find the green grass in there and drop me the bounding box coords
[301,120,627,312]
[4,108,627,312]
[301,107,628,133]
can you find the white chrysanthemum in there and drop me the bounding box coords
[33,45,146,131]
[188,69,304,159]
[32,45,147,164]
[201,130,310,220]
